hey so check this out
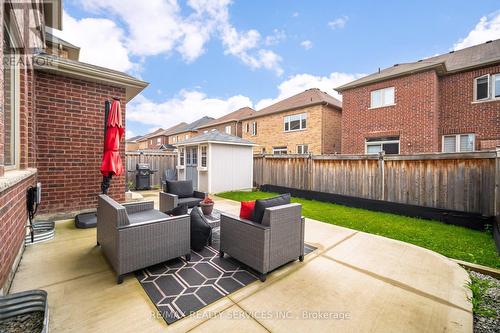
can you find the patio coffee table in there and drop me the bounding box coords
[188,208,221,246]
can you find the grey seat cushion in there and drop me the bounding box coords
[128,210,170,224]
[252,193,291,223]
[178,197,203,208]
[166,180,194,198]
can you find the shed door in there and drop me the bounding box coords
[186,146,198,189]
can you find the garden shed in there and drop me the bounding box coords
[175,130,256,193]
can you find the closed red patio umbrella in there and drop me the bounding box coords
[100,98,124,194]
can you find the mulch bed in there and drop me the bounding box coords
[471,271,500,333]
[0,311,44,333]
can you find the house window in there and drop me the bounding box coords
[273,146,288,155]
[474,75,490,101]
[157,138,161,144]
[150,139,153,145]
[173,136,177,143]
[494,74,500,98]
[179,147,185,166]
[442,134,475,153]
[191,147,198,165]
[225,125,231,134]
[245,123,250,133]
[251,122,257,136]
[200,145,207,167]
[297,144,308,154]
[365,137,399,155]
[370,87,395,108]
[3,27,19,168]
[185,134,189,140]
[284,113,307,132]
[203,130,208,134]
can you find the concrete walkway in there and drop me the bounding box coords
[10,196,472,332]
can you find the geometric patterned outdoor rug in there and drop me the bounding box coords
[136,227,316,324]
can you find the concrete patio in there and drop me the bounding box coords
[10,195,472,332]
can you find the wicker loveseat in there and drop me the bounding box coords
[97,195,191,284]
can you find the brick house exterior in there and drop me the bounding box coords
[241,89,342,155]
[196,107,256,137]
[337,40,500,154]
[0,1,147,294]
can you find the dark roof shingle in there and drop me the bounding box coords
[196,107,256,129]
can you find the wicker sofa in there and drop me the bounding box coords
[97,195,191,284]
[219,203,305,282]
[159,180,207,213]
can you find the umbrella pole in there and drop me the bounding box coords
[101,100,112,195]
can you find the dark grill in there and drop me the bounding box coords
[135,163,155,190]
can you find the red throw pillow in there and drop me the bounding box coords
[239,200,255,220]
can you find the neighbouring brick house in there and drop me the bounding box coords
[0,0,147,294]
[135,128,165,150]
[336,39,500,154]
[168,116,214,144]
[196,107,256,137]
[241,88,342,155]
[125,135,142,151]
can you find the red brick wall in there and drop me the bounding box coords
[439,64,500,151]
[341,70,440,154]
[34,71,126,214]
[146,134,168,149]
[0,174,36,289]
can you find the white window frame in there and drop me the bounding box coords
[297,144,308,154]
[156,137,161,144]
[251,122,257,136]
[200,145,208,168]
[179,147,185,166]
[474,74,490,102]
[225,125,231,134]
[185,134,189,140]
[493,74,500,99]
[284,113,307,132]
[442,134,475,153]
[370,87,395,109]
[365,138,400,155]
[245,123,250,133]
[273,146,288,155]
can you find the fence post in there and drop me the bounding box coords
[307,154,313,191]
[378,151,385,201]
[495,146,500,217]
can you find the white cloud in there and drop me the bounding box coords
[51,11,135,72]
[126,130,136,139]
[255,72,365,109]
[300,40,313,50]
[127,91,253,128]
[292,12,299,18]
[264,29,286,45]
[453,11,500,50]
[65,0,283,74]
[328,16,348,29]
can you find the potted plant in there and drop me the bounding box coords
[199,196,214,216]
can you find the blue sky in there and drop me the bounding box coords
[54,0,500,138]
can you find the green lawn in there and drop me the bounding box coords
[216,191,500,269]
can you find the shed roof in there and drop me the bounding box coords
[175,130,255,146]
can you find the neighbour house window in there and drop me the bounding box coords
[157,138,161,144]
[474,75,490,101]
[284,113,307,132]
[273,146,288,155]
[185,134,189,140]
[494,74,500,98]
[203,130,208,134]
[251,122,257,136]
[225,125,231,134]
[191,148,198,165]
[246,123,250,133]
[442,134,475,153]
[150,139,153,145]
[297,144,308,154]
[200,145,207,167]
[365,137,400,155]
[370,87,395,108]
[3,26,19,168]
[179,147,185,166]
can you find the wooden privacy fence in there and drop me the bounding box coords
[253,149,500,217]
[126,151,177,189]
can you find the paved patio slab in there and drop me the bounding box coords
[9,195,472,332]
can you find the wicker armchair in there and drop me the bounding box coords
[97,195,191,284]
[219,203,305,282]
[159,180,206,213]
